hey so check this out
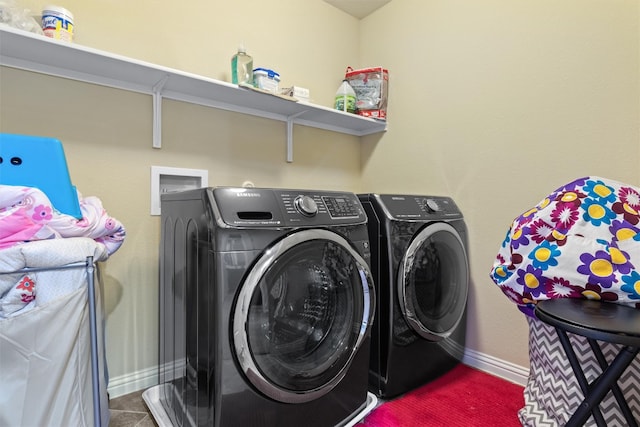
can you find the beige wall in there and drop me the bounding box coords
[1,0,639,393]
[361,0,640,367]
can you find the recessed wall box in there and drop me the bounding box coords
[150,166,208,215]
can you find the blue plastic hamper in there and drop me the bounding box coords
[0,133,82,219]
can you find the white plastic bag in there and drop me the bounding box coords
[0,0,44,35]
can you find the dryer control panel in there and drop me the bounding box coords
[213,187,367,227]
[376,194,463,220]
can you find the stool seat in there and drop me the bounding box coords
[536,299,640,347]
[535,298,640,427]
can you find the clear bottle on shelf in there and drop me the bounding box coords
[334,79,357,113]
[231,44,254,86]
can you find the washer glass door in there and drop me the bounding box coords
[398,222,469,341]
[233,229,374,403]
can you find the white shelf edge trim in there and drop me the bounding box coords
[0,25,386,157]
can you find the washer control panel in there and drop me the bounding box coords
[213,187,366,226]
[375,194,462,220]
[424,198,441,213]
[294,195,318,216]
[281,192,362,221]
[322,195,361,218]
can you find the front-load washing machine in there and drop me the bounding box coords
[358,194,469,399]
[158,187,375,426]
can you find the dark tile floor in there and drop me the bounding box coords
[109,390,158,427]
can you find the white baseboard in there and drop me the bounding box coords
[108,365,159,398]
[108,349,530,398]
[108,358,186,399]
[463,347,529,386]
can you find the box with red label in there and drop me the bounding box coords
[345,66,389,120]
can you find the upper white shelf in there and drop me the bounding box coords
[0,25,386,159]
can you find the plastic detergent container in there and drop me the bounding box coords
[231,44,253,86]
[253,68,280,93]
[334,80,356,113]
[42,5,74,42]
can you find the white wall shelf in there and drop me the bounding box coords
[0,25,386,162]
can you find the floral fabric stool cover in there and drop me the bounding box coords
[490,176,640,426]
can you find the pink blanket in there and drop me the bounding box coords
[0,185,125,255]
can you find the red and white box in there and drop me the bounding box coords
[345,66,389,120]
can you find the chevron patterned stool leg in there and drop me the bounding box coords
[535,299,640,427]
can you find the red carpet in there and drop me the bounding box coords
[360,364,524,426]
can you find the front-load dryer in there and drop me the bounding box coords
[159,187,375,426]
[358,194,469,399]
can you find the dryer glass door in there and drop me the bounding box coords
[233,229,374,404]
[398,222,469,341]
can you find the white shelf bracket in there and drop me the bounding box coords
[286,111,306,162]
[152,75,170,149]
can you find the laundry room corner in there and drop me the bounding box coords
[358,0,640,374]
